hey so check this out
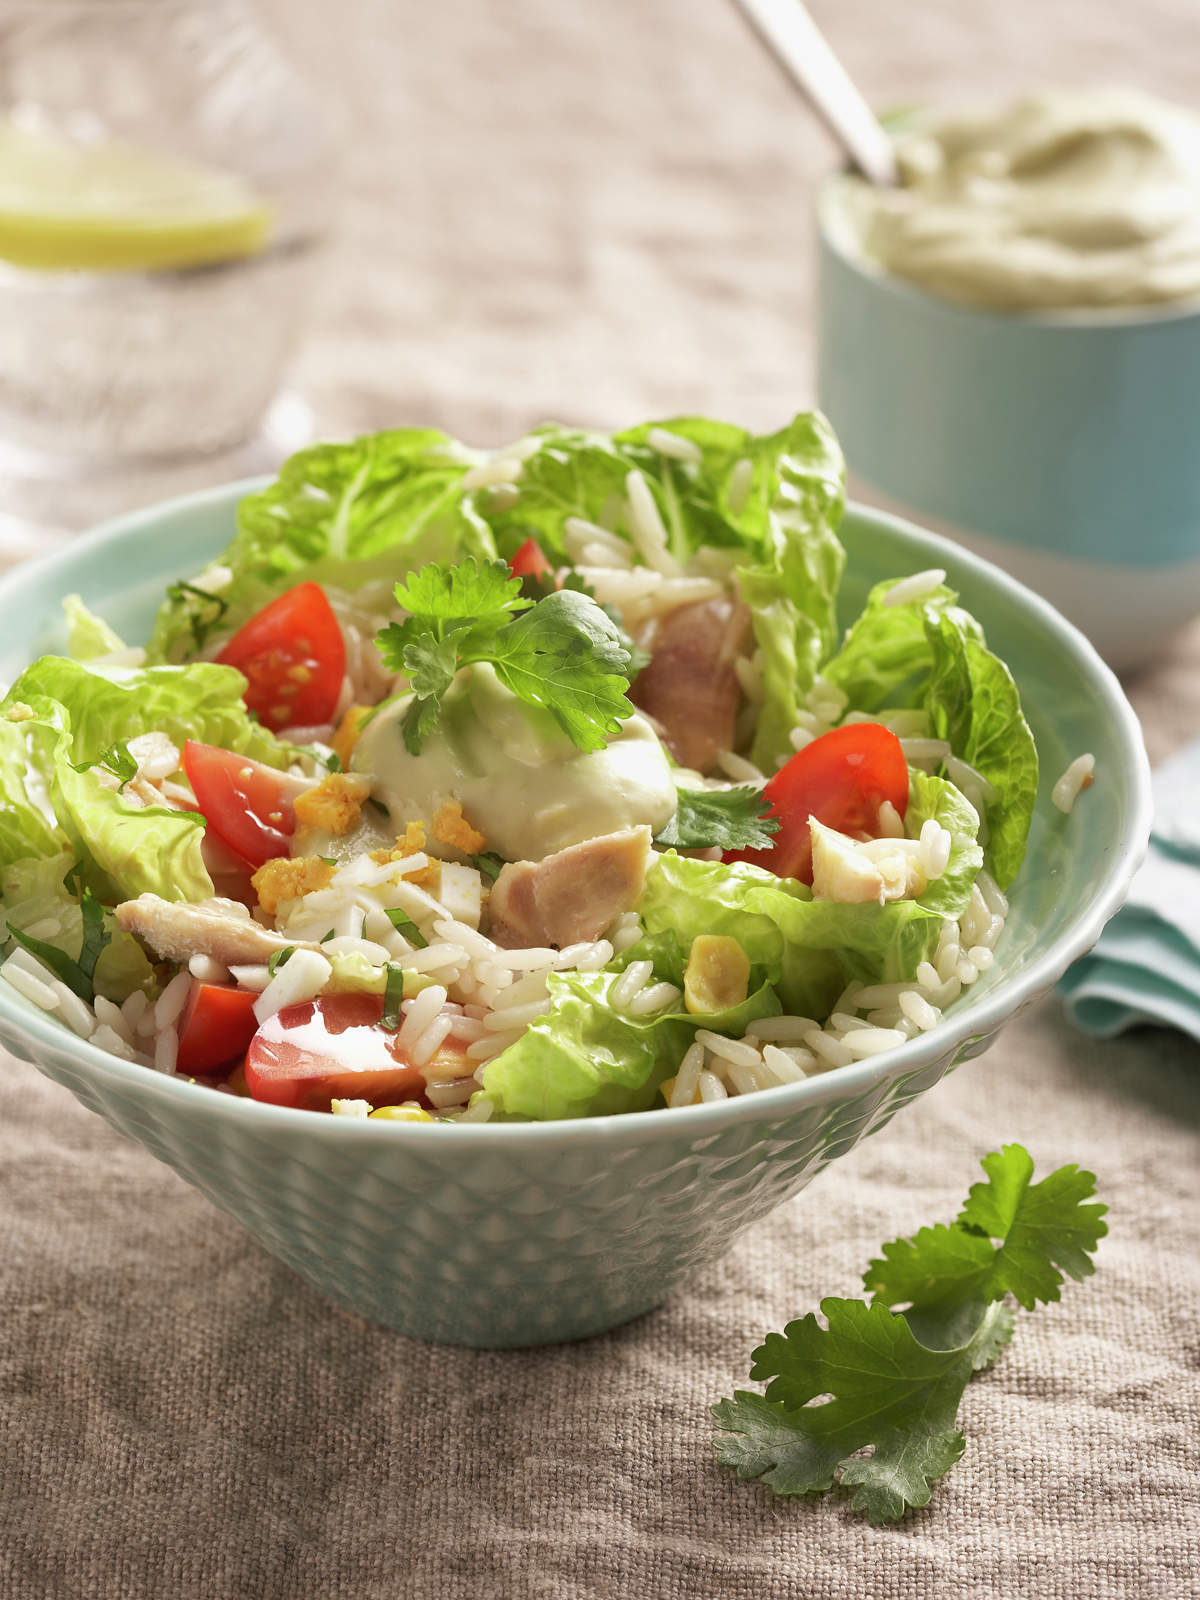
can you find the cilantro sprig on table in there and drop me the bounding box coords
[713,1145,1106,1525]
[375,559,635,756]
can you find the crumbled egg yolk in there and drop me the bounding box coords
[293,771,373,836]
[251,854,334,916]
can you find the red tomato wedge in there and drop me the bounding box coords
[509,537,556,584]
[725,723,910,885]
[176,982,260,1078]
[216,581,345,732]
[245,993,470,1112]
[182,740,298,868]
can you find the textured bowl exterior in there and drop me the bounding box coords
[0,484,1152,1346]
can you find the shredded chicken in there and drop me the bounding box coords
[486,826,652,949]
[630,597,751,774]
[115,894,313,965]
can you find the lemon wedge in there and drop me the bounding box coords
[0,121,271,273]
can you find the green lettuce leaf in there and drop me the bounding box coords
[637,854,926,1018]
[481,930,782,1120]
[0,657,295,902]
[146,429,498,661]
[822,581,1037,886]
[62,594,126,662]
[2,852,155,1002]
[904,769,982,919]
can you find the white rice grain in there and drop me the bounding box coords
[609,960,654,1011]
[1,961,57,1012]
[411,1015,455,1066]
[154,970,193,1029]
[883,568,946,607]
[647,426,703,464]
[461,457,522,491]
[482,1000,550,1031]
[715,750,764,783]
[669,1041,706,1107]
[901,737,953,766]
[188,954,229,984]
[841,1027,908,1057]
[90,1023,136,1062]
[919,820,952,879]
[1052,753,1096,814]
[154,1028,178,1074]
[252,949,333,1025]
[877,800,905,839]
[697,1070,728,1103]
[626,982,681,1017]
[397,984,447,1048]
[457,1097,494,1123]
[745,1015,820,1043]
[761,1044,811,1084]
[695,1029,761,1068]
[624,470,682,575]
[899,990,941,1031]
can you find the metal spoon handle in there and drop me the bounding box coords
[731,0,898,186]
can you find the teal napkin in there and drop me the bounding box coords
[1059,737,1200,1041]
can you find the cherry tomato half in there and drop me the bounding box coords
[725,723,909,885]
[176,982,260,1078]
[182,740,299,869]
[509,537,553,582]
[245,992,472,1112]
[216,582,345,732]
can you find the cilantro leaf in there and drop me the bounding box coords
[487,588,632,751]
[391,558,529,633]
[864,1144,1108,1313]
[654,786,780,851]
[376,561,635,756]
[472,852,505,883]
[385,908,427,949]
[381,962,406,1030]
[715,1146,1105,1524]
[7,882,112,1004]
[267,945,295,976]
[165,580,230,653]
[716,1298,974,1523]
[70,740,138,791]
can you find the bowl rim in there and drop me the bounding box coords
[0,478,1153,1149]
[816,168,1200,332]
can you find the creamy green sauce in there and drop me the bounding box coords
[833,88,1200,312]
[353,663,677,862]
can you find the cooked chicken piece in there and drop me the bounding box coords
[486,826,652,950]
[630,598,751,774]
[115,894,311,966]
[809,819,926,905]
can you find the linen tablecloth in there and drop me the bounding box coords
[3,2,1198,1594]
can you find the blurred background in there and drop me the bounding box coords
[0,0,1194,550]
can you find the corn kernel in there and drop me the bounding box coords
[369,1103,435,1122]
[684,934,750,1015]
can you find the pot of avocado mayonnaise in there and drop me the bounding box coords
[816,86,1200,670]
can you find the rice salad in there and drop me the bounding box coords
[0,412,1044,1123]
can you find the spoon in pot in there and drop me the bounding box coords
[730,0,899,186]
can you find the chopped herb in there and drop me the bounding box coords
[385,908,428,948]
[713,1144,1107,1525]
[166,580,230,653]
[62,859,86,897]
[320,929,335,943]
[381,962,406,1030]
[325,751,344,773]
[267,945,295,976]
[320,856,338,866]
[654,786,780,852]
[472,852,505,883]
[376,558,634,755]
[70,740,138,792]
[368,797,390,818]
[7,884,112,1004]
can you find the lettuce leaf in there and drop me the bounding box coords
[0,657,295,902]
[482,930,782,1120]
[62,594,126,662]
[904,769,983,919]
[2,852,155,1002]
[146,429,498,661]
[823,581,1037,886]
